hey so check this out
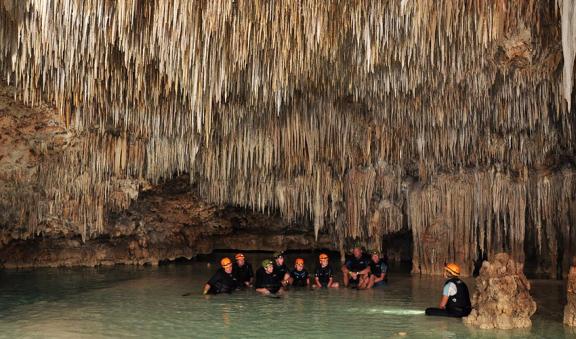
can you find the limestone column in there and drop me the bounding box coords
[564,257,576,327]
[463,252,536,329]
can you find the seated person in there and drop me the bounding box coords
[367,250,388,288]
[272,251,290,287]
[255,259,282,295]
[233,253,254,287]
[203,257,238,295]
[314,253,339,288]
[425,263,472,318]
[289,258,310,287]
[341,245,370,289]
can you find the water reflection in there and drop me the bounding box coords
[0,254,569,338]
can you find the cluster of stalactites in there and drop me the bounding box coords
[0,0,573,267]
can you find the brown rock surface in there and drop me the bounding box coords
[564,257,576,326]
[463,253,536,329]
[0,176,334,268]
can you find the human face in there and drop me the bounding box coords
[371,254,379,262]
[295,263,304,271]
[236,258,245,266]
[265,264,274,274]
[319,257,328,267]
[275,256,284,266]
[353,247,362,258]
[223,263,233,274]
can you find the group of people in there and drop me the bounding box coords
[203,245,472,319]
[203,246,388,296]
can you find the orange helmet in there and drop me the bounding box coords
[220,257,232,267]
[295,258,304,266]
[235,253,245,260]
[444,263,460,276]
[319,253,329,261]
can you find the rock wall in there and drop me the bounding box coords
[564,257,576,326]
[0,176,334,268]
[464,253,537,329]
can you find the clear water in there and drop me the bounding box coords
[0,253,572,339]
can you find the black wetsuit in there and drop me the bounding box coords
[233,262,254,286]
[345,255,370,286]
[255,267,281,293]
[273,263,289,283]
[314,265,334,287]
[290,269,309,287]
[369,259,388,284]
[206,268,238,294]
[425,278,472,317]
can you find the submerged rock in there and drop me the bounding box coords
[463,253,536,329]
[564,257,576,327]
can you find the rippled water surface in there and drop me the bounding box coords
[0,253,572,338]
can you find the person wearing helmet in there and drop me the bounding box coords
[314,253,339,288]
[203,257,239,295]
[255,259,282,295]
[288,258,310,287]
[367,250,388,288]
[232,253,254,287]
[272,251,290,287]
[341,245,371,289]
[425,263,472,317]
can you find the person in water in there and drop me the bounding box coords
[341,245,371,289]
[232,253,254,287]
[272,251,290,287]
[314,253,339,288]
[367,250,388,288]
[203,257,238,295]
[255,259,282,295]
[289,258,310,287]
[425,263,472,317]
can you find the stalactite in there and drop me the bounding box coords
[0,1,574,275]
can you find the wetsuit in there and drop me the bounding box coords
[206,268,238,294]
[345,255,370,286]
[273,263,289,284]
[255,267,281,294]
[233,262,254,286]
[369,259,388,286]
[290,269,309,287]
[315,265,334,287]
[425,278,472,317]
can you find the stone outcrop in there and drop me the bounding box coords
[564,257,576,326]
[463,253,536,329]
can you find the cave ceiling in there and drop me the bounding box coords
[1,1,576,273]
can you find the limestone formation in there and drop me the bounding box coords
[564,257,576,326]
[0,2,576,272]
[464,253,536,330]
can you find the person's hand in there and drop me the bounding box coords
[202,290,208,295]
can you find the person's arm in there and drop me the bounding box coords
[314,276,322,288]
[256,288,271,295]
[358,267,371,276]
[203,283,211,295]
[439,295,449,309]
[439,282,455,308]
[306,277,310,286]
[374,273,385,283]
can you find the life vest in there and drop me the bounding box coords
[444,278,471,311]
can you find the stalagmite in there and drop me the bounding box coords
[564,257,576,326]
[463,253,537,330]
